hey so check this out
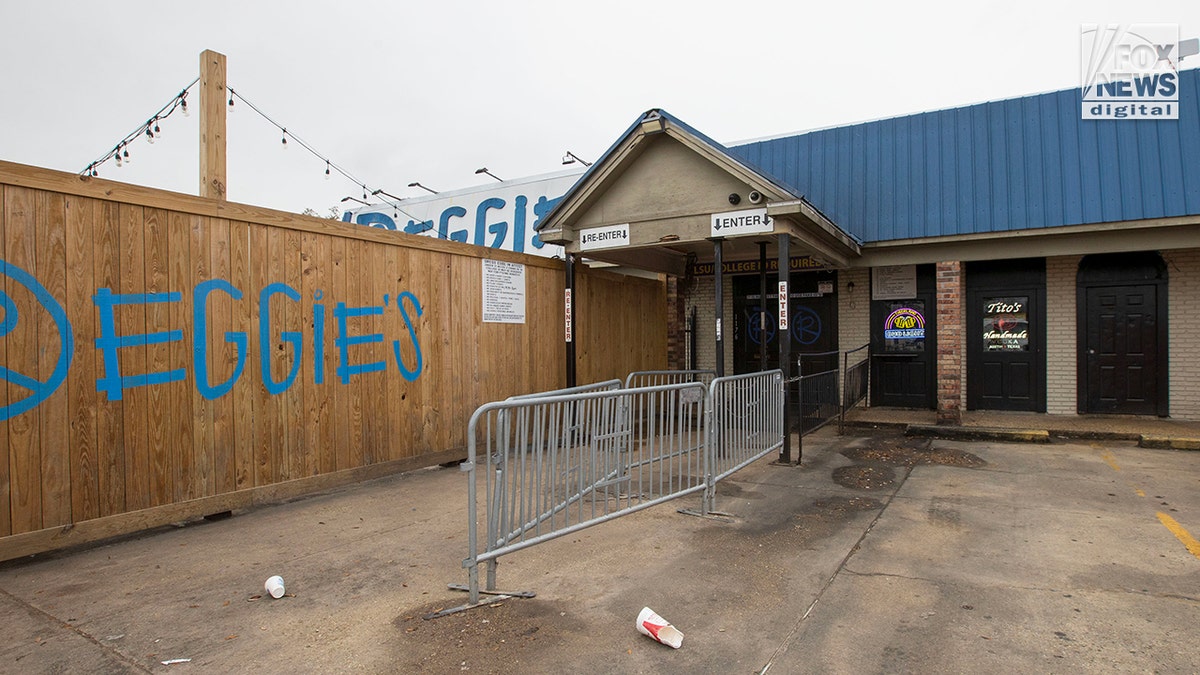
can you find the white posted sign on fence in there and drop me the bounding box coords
[482,259,526,324]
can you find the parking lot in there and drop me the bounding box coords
[1,428,1197,673]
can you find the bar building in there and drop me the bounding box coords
[538,69,1200,422]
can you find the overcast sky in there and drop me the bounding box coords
[3,1,1198,216]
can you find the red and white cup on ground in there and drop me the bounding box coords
[636,607,684,648]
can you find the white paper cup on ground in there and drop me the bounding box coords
[265,575,285,599]
[636,606,683,648]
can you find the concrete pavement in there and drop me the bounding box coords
[0,430,1197,673]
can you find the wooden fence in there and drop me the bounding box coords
[0,160,666,560]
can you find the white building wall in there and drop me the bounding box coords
[1045,255,1081,415]
[837,268,871,354]
[1166,248,1200,419]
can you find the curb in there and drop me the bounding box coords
[1139,435,1200,451]
[905,424,1051,443]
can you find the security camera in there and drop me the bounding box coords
[728,193,741,205]
[747,190,763,204]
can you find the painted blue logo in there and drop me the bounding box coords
[0,258,425,420]
[0,260,75,421]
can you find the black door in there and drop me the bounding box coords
[1083,285,1162,415]
[870,265,936,409]
[732,271,838,376]
[1077,253,1168,416]
[966,259,1046,412]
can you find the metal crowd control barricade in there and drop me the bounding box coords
[454,380,709,610]
[702,370,785,515]
[624,369,716,390]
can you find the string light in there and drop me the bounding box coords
[83,78,434,229]
[80,78,197,177]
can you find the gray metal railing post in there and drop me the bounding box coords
[796,355,804,463]
[702,387,715,516]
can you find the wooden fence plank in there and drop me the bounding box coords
[250,224,274,488]
[229,220,254,490]
[0,184,9,536]
[189,213,214,498]
[118,203,150,512]
[312,232,334,476]
[283,229,303,480]
[329,237,351,472]
[37,191,71,528]
[143,207,172,508]
[300,232,330,477]
[65,194,99,524]
[4,186,42,534]
[93,200,125,516]
[345,239,365,469]
[380,244,400,461]
[166,211,194,503]
[209,218,235,494]
[264,226,287,483]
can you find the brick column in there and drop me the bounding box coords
[665,276,685,370]
[936,261,964,425]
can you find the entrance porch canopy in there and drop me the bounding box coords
[536,109,862,274]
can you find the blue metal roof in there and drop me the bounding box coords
[729,68,1200,243]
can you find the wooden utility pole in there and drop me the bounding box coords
[199,49,227,200]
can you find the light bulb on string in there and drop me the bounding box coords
[180,96,189,117]
[281,129,288,149]
[153,119,162,138]
[325,161,331,180]
[146,126,155,144]
[114,148,123,167]
[228,92,234,110]
[362,185,368,200]
[123,146,131,164]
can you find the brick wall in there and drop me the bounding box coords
[1045,255,1081,414]
[1166,248,1200,419]
[687,275,735,375]
[936,261,963,424]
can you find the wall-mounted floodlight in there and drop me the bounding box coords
[475,167,503,182]
[562,151,593,167]
[407,181,439,194]
[371,188,405,202]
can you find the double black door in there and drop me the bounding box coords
[732,271,838,376]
